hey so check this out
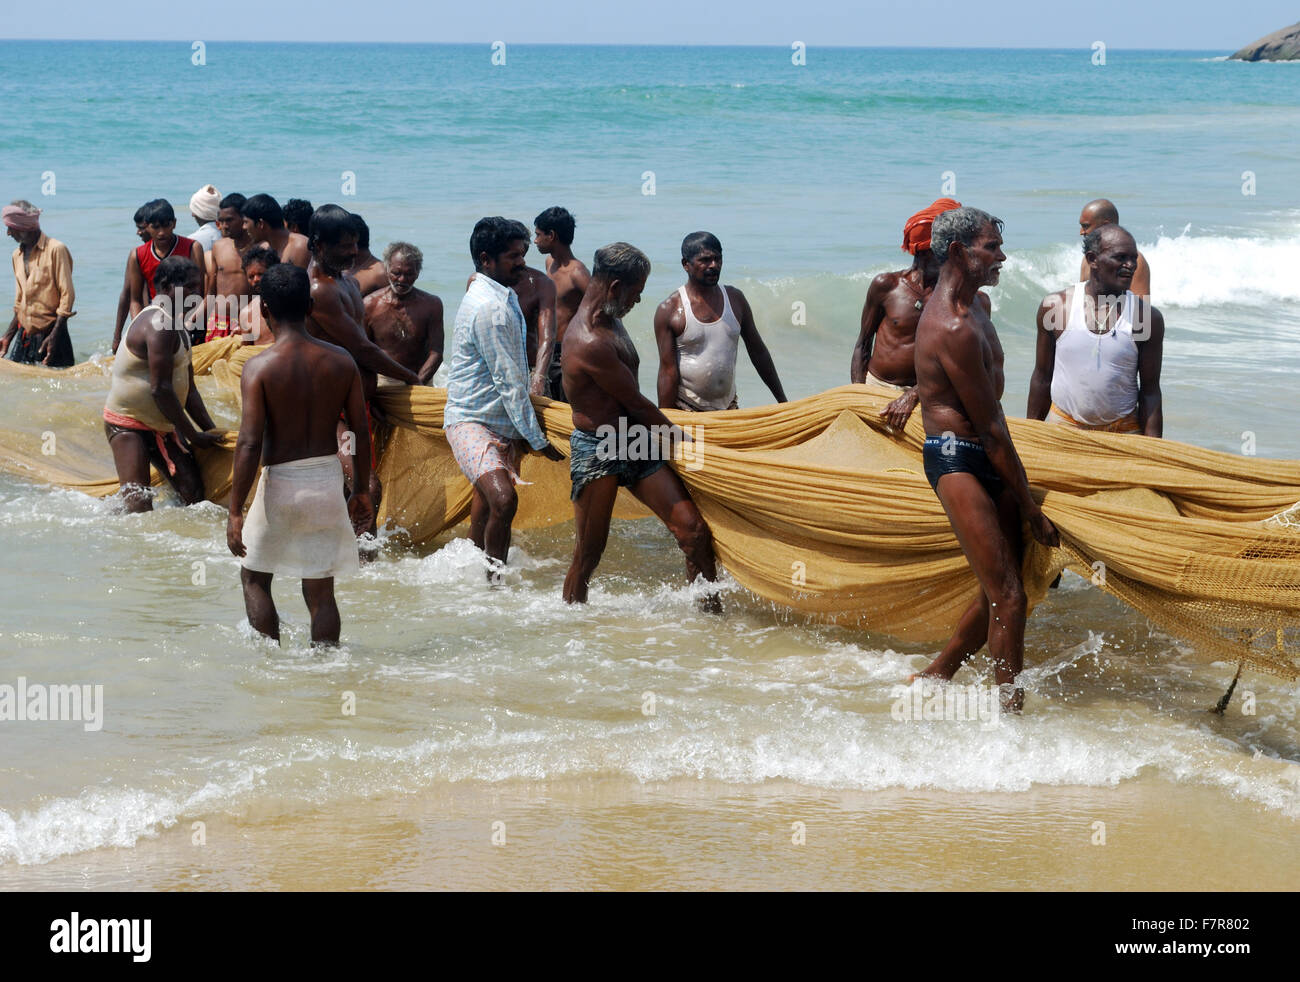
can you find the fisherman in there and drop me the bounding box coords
[850,198,961,431]
[1029,224,1164,435]
[912,207,1059,712]
[227,264,372,645]
[654,231,786,411]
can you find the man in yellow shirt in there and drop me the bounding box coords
[1,200,75,367]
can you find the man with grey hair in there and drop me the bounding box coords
[1077,198,1149,298]
[363,240,444,385]
[2,200,76,367]
[1029,224,1164,435]
[912,207,1058,712]
[561,242,719,608]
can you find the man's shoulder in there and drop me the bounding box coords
[872,270,905,292]
[656,290,683,315]
[411,288,442,312]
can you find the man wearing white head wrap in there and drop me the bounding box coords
[1,200,76,367]
[188,184,222,252]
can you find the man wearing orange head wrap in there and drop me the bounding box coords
[850,198,960,431]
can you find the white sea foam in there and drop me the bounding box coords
[999,230,1300,310]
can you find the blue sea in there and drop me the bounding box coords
[1,42,1298,887]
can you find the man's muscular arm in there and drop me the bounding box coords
[734,288,787,403]
[654,296,682,409]
[1132,253,1151,300]
[1027,293,1062,421]
[312,277,419,384]
[418,297,444,385]
[532,275,557,397]
[1135,301,1164,438]
[342,364,374,533]
[851,273,891,384]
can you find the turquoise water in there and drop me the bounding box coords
[4,42,1300,448]
[2,43,1299,873]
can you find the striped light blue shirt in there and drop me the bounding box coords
[443,272,547,449]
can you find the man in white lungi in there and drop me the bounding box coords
[227,264,373,645]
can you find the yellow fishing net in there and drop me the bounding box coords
[3,337,1299,679]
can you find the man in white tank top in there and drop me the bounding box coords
[1028,225,1164,436]
[653,231,787,412]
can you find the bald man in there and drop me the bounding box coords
[1077,199,1149,299]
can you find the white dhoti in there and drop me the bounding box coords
[241,454,359,579]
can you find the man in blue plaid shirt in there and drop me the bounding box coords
[445,217,564,581]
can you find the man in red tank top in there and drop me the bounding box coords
[125,199,208,346]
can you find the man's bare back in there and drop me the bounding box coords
[352,256,388,296]
[242,332,362,466]
[308,264,375,396]
[363,285,444,383]
[264,229,309,268]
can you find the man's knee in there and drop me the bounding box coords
[485,483,518,521]
[989,580,1027,620]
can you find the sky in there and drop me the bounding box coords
[3,0,1297,49]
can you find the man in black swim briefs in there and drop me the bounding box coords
[912,207,1059,712]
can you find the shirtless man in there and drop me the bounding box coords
[363,241,443,384]
[243,194,310,269]
[1077,199,1149,299]
[227,264,373,646]
[204,193,254,341]
[348,214,388,296]
[465,221,555,395]
[654,232,786,412]
[1030,224,1164,436]
[284,198,313,237]
[912,207,1058,712]
[111,205,152,352]
[851,198,961,431]
[562,242,718,607]
[534,206,590,402]
[238,246,279,345]
[304,204,419,537]
[122,199,207,349]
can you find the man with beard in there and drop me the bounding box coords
[363,241,443,384]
